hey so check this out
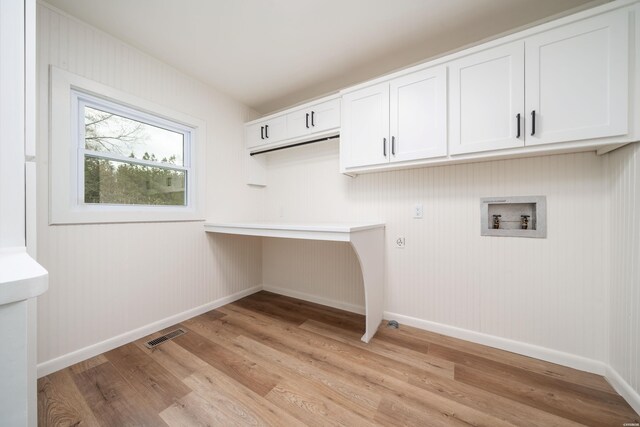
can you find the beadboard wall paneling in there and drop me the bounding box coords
[262,238,365,313]
[262,139,609,363]
[36,3,263,369]
[608,142,640,410]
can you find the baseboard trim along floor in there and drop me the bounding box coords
[606,363,640,416]
[36,285,263,378]
[262,284,366,315]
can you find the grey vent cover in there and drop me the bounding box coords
[145,328,186,349]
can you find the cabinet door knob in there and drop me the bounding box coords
[383,138,387,157]
[260,126,264,140]
[311,111,315,127]
[265,124,269,138]
[531,110,536,136]
[306,113,309,129]
[391,136,396,155]
[516,113,521,139]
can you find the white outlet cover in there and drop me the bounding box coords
[395,237,406,248]
[414,204,423,219]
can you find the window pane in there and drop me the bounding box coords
[84,157,186,206]
[84,106,184,166]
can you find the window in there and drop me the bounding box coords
[75,92,191,207]
[50,68,206,224]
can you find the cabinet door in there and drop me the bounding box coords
[245,122,266,148]
[390,66,447,162]
[262,116,287,143]
[285,98,340,140]
[525,11,628,145]
[246,116,287,148]
[308,98,340,134]
[286,108,312,140]
[449,41,525,155]
[341,83,390,169]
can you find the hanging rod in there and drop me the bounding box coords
[249,134,340,156]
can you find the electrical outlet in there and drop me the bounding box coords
[395,237,406,249]
[414,204,423,219]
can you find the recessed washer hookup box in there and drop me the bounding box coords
[480,196,547,238]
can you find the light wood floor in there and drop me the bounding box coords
[38,291,639,426]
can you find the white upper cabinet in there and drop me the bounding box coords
[342,66,447,169]
[286,98,340,140]
[245,116,286,149]
[245,95,340,152]
[449,8,629,154]
[525,11,629,146]
[449,41,525,155]
[390,66,447,162]
[253,2,638,176]
[341,82,390,169]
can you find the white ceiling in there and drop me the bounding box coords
[45,0,608,113]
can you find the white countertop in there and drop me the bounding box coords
[204,221,385,233]
[204,221,385,242]
[0,247,48,305]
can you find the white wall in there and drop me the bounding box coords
[0,0,26,248]
[608,142,640,411]
[36,3,263,373]
[262,139,609,366]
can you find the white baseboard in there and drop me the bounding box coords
[262,284,366,315]
[605,365,640,416]
[384,311,607,375]
[37,285,262,378]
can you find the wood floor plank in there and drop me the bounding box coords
[259,290,364,320]
[219,303,589,427]
[39,292,639,426]
[428,343,637,420]
[177,312,387,425]
[233,295,311,325]
[103,342,191,413]
[228,317,530,427]
[172,325,281,397]
[265,378,375,427]
[38,370,100,427]
[377,323,616,394]
[376,394,508,427]
[142,331,305,426]
[72,361,168,426]
[181,313,239,343]
[455,364,639,426]
[133,332,201,381]
[160,391,241,427]
[219,302,443,386]
[300,318,455,379]
[184,369,305,427]
[68,354,108,376]
[232,334,389,422]
[253,291,365,333]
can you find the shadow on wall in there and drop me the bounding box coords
[206,233,263,293]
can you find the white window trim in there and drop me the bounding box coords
[50,67,206,224]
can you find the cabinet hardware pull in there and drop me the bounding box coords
[391,136,396,155]
[311,111,315,127]
[306,113,309,129]
[383,138,387,157]
[531,110,536,136]
[261,126,264,140]
[265,124,269,138]
[516,113,521,139]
